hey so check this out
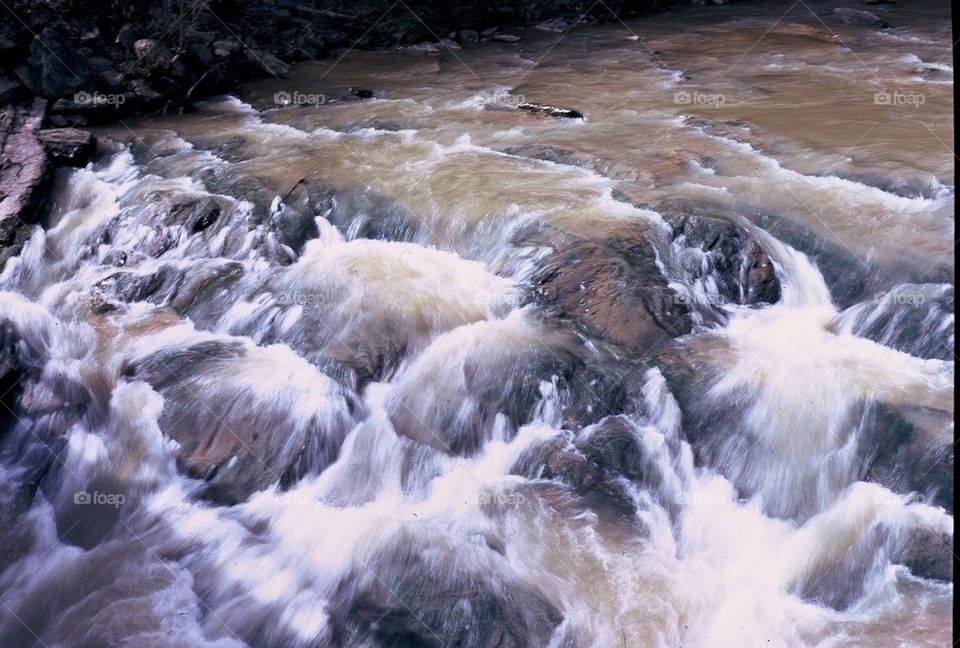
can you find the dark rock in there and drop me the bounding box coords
[246,49,289,77]
[85,56,115,73]
[518,102,585,120]
[129,79,163,104]
[49,90,133,126]
[97,68,126,90]
[14,29,92,98]
[37,128,96,166]
[511,427,639,521]
[0,78,27,104]
[327,531,565,648]
[348,87,374,99]
[102,249,127,267]
[458,29,480,42]
[325,186,414,242]
[213,38,242,57]
[857,402,953,514]
[185,42,215,68]
[269,180,330,253]
[834,7,891,28]
[133,39,160,60]
[115,24,136,50]
[656,197,782,309]
[1,99,50,270]
[751,211,884,309]
[511,414,685,526]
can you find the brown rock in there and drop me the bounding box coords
[37,128,96,166]
[530,228,691,355]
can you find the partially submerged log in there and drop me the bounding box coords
[517,102,585,120]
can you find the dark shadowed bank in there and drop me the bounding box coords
[1,0,675,121]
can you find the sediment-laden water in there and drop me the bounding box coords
[0,0,953,646]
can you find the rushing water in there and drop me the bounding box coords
[0,0,953,645]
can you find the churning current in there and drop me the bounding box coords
[0,0,953,646]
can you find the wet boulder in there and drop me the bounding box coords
[656,197,782,308]
[836,284,953,361]
[511,415,683,525]
[37,128,96,166]
[500,144,592,167]
[121,335,360,504]
[527,226,691,355]
[857,402,953,514]
[748,209,896,309]
[897,528,953,581]
[385,315,644,455]
[324,186,416,242]
[268,179,334,254]
[327,530,567,648]
[511,429,640,522]
[91,258,245,315]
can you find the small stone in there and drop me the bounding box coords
[133,38,159,59]
[37,128,96,166]
[116,24,136,50]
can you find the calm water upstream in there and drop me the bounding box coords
[0,0,953,645]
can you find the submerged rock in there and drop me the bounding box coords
[834,7,891,28]
[385,313,646,455]
[121,336,360,504]
[327,530,567,648]
[511,413,687,527]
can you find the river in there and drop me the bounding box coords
[0,0,953,645]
